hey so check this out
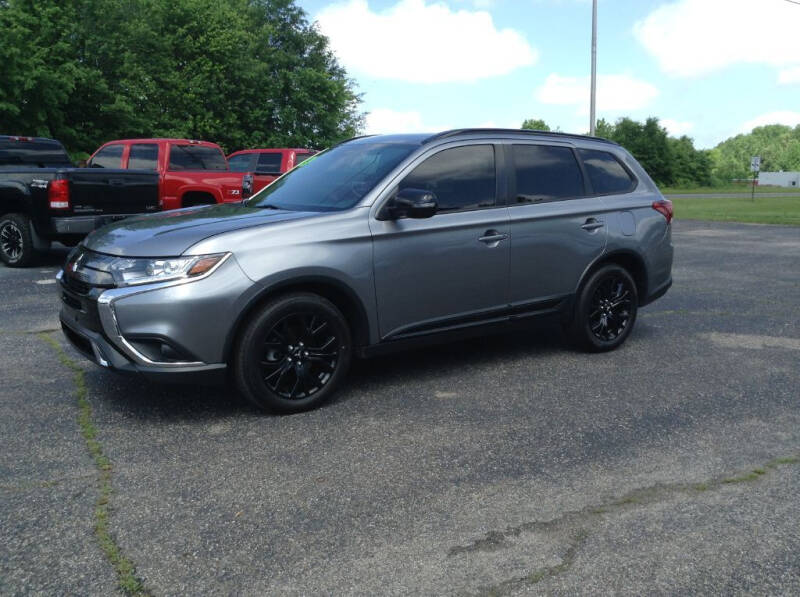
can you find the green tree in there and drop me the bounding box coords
[710,124,800,183]
[594,118,615,139]
[0,0,362,154]
[591,116,711,187]
[521,118,550,131]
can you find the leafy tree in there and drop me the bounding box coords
[591,116,712,187]
[594,118,615,139]
[0,0,362,154]
[521,118,550,131]
[710,124,800,182]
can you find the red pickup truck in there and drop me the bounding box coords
[227,148,316,195]
[89,139,246,210]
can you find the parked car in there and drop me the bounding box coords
[58,129,673,413]
[89,138,247,210]
[227,148,316,196]
[0,135,159,267]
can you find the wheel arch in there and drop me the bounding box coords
[180,189,220,207]
[0,187,32,217]
[577,250,649,305]
[223,276,372,363]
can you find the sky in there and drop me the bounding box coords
[295,0,800,148]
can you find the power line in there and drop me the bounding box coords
[783,0,800,5]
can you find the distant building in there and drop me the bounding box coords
[759,171,800,188]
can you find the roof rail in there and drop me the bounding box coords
[333,134,377,148]
[422,128,617,146]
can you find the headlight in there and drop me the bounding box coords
[108,253,228,287]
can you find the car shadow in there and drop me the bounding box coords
[83,319,576,421]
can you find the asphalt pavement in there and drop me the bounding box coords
[1,220,799,595]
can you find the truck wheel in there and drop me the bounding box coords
[0,213,36,267]
[233,292,353,413]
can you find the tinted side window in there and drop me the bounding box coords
[228,154,255,172]
[296,152,314,166]
[90,144,124,168]
[256,152,283,173]
[578,149,635,195]
[168,145,227,171]
[512,145,584,203]
[128,144,158,170]
[400,145,495,213]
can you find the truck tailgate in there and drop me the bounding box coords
[66,169,160,215]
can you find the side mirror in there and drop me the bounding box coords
[388,188,437,219]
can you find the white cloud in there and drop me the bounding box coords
[365,109,450,134]
[740,111,800,134]
[634,0,800,80]
[536,74,659,115]
[778,67,800,85]
[315,0,537,83]
[660,118,694,137]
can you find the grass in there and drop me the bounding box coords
[672,195,800,226]
[40,334,150,597]
[660,184,800,195]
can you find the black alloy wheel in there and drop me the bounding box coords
[568,264,638,352]
[588,274,634,342]
[260,311,340,400]
[0,213,35,267]
[234,292,352,413]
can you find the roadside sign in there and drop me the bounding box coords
[750,156,761,172]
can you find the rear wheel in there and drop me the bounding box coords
[567,264,638,352]
[0,213,36,267]
[233,293,352,413]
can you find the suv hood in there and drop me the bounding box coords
[82,204,318,257]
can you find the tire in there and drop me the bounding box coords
[0,213,37,267]
[567,264,638,352]
[233,292,353,413]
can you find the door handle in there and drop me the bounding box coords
[478,230,508,246]
[581,218,604,231]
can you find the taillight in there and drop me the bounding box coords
[652,199,673,224]
[48,179,71,210]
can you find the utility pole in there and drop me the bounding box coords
[590,0,597,136]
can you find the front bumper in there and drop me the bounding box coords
[56,254,253,384]
[59,315,227,384]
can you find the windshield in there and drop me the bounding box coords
[245,142,417,212]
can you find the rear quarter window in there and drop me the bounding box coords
[168,145,227,171]
[256,152,283,173]
[578,149,636,195]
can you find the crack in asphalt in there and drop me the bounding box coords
[451,455,799,595]
[40,333,152,597]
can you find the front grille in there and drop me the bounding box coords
[63,272,92,295]
[61,322,95,359]
[59,281,104,334]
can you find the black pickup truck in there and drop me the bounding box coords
[0,136,159,267]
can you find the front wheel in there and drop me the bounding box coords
[0,213,36,267]
[233,293,352,413]
[567,264,638,352]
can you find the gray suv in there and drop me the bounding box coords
[58,129,673,412]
